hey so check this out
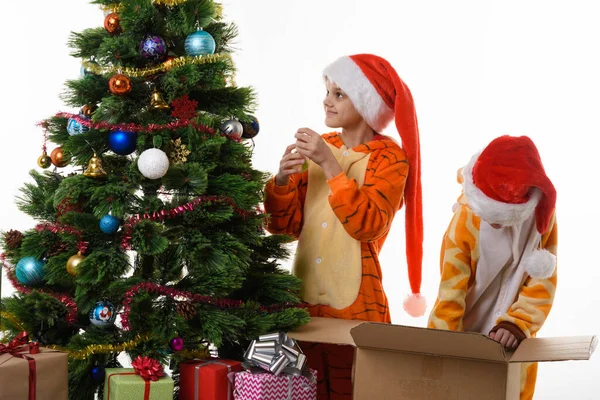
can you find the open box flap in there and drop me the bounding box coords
[509,335,598,363]
[288,317,361,346]
[350,322,510,362]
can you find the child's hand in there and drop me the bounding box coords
[275,144,306,186]
[294,128,334,167]
[489,328,519,349]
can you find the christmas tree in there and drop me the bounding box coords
[0,0,309,398]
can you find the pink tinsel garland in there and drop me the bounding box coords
[35,223,88,253]
[120,195,253,249]
[120,282,303,331]
[39,113,243,143]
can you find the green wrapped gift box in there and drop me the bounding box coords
[103,368,174,400]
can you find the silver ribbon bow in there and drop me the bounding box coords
[242,332,308,376]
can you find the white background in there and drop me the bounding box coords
[1,1,598,398]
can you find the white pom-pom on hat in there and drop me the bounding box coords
[522,249,556,279]
[403,293,427,317]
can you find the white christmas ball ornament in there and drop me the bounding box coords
[137,148,170,179]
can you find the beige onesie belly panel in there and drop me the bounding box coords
[293,142,370,309]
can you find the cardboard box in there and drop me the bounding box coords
[0,347,68,400]
[289,317,597,400]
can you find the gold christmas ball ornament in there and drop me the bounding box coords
[84,153,108,179]
[109,74,132,96]
[104,12,122,35]
[37,152,52,168]
[66,252,85,276]
[50,147,68,168]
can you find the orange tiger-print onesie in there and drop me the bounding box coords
[428,184,558,400]
[264,132,408,399]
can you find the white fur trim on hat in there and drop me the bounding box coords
[462,152,542,226]
[522,249,557,279]
[323,56,393,132]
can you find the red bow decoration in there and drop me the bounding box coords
[0,331,29,355]
[132,356,164,382]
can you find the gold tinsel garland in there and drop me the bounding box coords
[46,335,150,360]
[82,54,232,79]
[44,334,210,360]
[100,2,223,18]
[0,311,26,335]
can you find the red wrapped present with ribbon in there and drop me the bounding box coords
[103,356,174,400]
[179,358,243,400]
[0,332,68,400]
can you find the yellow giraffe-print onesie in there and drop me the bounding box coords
[428,191,558,400]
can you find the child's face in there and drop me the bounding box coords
[323,79,364,129]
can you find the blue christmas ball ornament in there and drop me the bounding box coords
[89,300,117,328]
[99,215,120,234]
[67,118,89,135]
[241,116,260,139]
[15,257,46,286]
[184,29,216,56]
[108,130,137,155]
[91,366,105,382]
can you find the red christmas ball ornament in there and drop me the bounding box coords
[104,13,122,35]
[109,74,132,96]
[169,336,184,352]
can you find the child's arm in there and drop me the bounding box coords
[492,215,558,340]
[327,145,408,242]
[263,171,307,238]
[427,205,479,331]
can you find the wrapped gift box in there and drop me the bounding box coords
[103,368,174,400]
[233,369,317,400]
[0,346,68,400]
[179,358,243,400]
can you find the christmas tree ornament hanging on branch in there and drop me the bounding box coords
[137,148,170,179]
[99,214,120,234]
[150,88,170,111]
[50,147,68,167]
[184,28,216,56]
[220,118,243,140]
[80,104,97,119]
[168,138,191,165]
[104,12,122,35]
[37,151,52,168]
[67,117,89,136]
[83,153,108,179]
[241,116,260,139]
[108,130,137,155]
[80,57,98,77]
[15,256,46,286]
[89,300,116,328]
[66,251,85,276]
[109,73,132,96]
[139,34,168,62]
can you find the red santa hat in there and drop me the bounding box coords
[462,135,557,279]
[323,54,425,317]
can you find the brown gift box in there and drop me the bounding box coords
[0,347,68,400]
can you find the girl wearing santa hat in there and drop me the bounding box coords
[428,135,558,400]
[264,54,425,399]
